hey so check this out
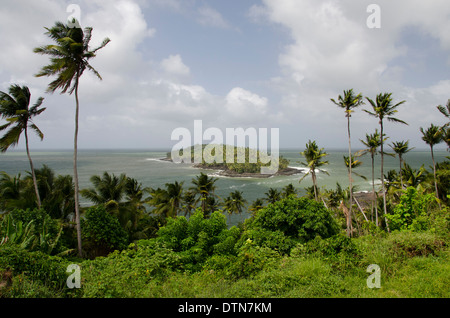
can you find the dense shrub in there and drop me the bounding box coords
[80,241,186,297]
[81,205,129,258]
[241,197,340,254]
[9,208,59,237]
[155,210,242,268]
[386,187,439,232]
[0,245,69,291]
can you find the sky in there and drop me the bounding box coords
[1,0,450,151]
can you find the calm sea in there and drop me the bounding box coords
[0,148,448,224]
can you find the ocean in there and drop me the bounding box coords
[0,148,448,224]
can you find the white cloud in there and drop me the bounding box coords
[197,5,231,29]
[251,0,450,148]
[160,54,190,77]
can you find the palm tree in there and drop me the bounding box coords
[181,190,197,217]
[0,172,25,211]
[249,198,265,216]
[389,140,414,189]
[360,130,383,225]
[265,188,281,204]
[81,172,128,207]
[165,181,184,217]
[437,100,450,124]
[282,183,297,198]
[364,93,407,230]
[437,101,450,151]
[34,20,110,257]
[420,124,443,200]
[224,190,247,218]
[299,140,329,203]
[147,187,172,218]
[0,85,46,208]
[331,89,364,237]
[344,154,367,182]
[402,164,426,189]
[190,173,218,215]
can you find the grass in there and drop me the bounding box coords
[1,231,449,298]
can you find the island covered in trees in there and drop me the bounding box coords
[164,144,300,178]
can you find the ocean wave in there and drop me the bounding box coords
[289,166,327,174]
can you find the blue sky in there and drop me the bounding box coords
[0,0,449,151]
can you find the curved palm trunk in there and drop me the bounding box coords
[74,77,82,257]
[347,116,353,237]
[380,120,390,232]
[24,127,41,208]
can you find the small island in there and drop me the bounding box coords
[165,144,304,178]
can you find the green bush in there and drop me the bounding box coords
[386,187,439,232]
[81,205,129,258]
[241,197,340,254]
[155,210,242,268]
[0,245,69,291]
[9,208,58,237]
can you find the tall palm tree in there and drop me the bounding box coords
[420,124,443,200]
[331,89,364,237]
[34,20,110,257]
[360,130,383,225]
[299,140,329,202]
[389,140,414,189]
[0,85,46,208]
[190,173,218,215]
[364,93,407,230]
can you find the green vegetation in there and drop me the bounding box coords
[0,16,449,299]
[1,197,448,298]
[168,144,290,174]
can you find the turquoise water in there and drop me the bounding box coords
[0,148,448,224]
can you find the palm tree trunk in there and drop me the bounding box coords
[347,116,353,237]
[380,120,390,232]
[24,127,41,208]
[312,171,318,201]
[430,145,440,204]
[74,76,82,257]
[371,153,378,226]
[399,155,403,189]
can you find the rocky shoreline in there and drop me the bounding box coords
[196,166,304,179]
[158,157,304,178]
